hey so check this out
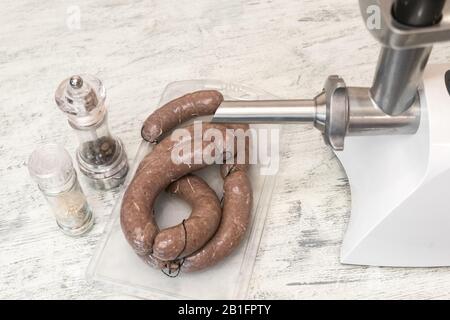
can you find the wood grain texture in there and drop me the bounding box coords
[2,0,450,299]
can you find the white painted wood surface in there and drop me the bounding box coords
[2,0,450,300]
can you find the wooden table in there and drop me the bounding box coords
[2,0,450,299]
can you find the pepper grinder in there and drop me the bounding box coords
[55,74,128,190]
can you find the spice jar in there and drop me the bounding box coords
[28,143,94,236]
[55,74,128,190]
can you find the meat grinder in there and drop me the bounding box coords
[211,0,450,266]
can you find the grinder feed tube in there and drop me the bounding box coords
[371,0,446,115]
[393,0,446,27]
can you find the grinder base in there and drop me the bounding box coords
[338,64,450,267]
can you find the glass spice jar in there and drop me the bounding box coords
[55,74,128,190]
[28,143,94,236]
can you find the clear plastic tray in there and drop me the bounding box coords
[86,80,281,299]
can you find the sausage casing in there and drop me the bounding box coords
[181,170,252,272]
[121,124,235,257]
[123,90,254,273]
[152,175,222,261]
[141,90,224,143]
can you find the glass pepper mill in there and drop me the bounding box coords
[55,74,128,190]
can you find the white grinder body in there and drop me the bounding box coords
[338,64,450,266]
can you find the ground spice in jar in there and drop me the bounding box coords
[28,143,94,236]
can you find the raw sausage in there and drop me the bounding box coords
[121,123,235,257]
[180,170,252,272]
[122,89,254,274]
[152,175,222,261]
[141,90,224,143]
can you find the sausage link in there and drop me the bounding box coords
[152,175,222,261]
[124,90,254,273]
[141,90,224,143]
[121,124,235,257]
[180,170,252,272]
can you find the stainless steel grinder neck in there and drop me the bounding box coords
[213,0,450,150]
[367,0,447,116]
